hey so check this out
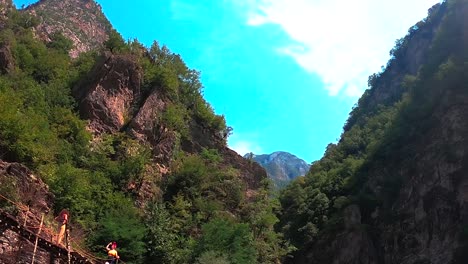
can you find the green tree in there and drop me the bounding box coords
[145,202,193,264]
[196,218,257,264]
[104,29,127,53]
[195,251,230,264]
[47,32,73,54]
[90,196,146,264]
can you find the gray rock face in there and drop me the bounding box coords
[369,89,468,264]
[0,161,52,215]
[73,53,142,135]
[293,1,468,264]
[72,53,267,207]
[344,4,446,132]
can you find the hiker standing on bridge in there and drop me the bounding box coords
[54,209,69,245]
[106,241,120,264]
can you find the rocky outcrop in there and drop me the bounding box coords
[368,88,468,264]
[73,52,266,203]
[296,1,468,263]
[24,0,112,58]
[73,53,266,205]
[293,204,378,264]
[0,161,52,221]
[345,3,447,131]
[128,89,172,162]
[73,53,142,134]
[307,84,468,264]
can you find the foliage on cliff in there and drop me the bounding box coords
[277,0,468,261]
[0,6,288,264]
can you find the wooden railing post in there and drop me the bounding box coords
[31,213,44,264]
[66,227,71,264]
[23,206,28,225]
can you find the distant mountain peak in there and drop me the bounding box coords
[245,151,310,188]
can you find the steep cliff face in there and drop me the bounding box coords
[301,88,468,264]
[0,1,275,262]
[24,0,111,58]
[372,88,468,264]
[291,1,468,263]
[0,161,52,225]
[72,52,266,204]
[73,53,142,134]
[344,3,446,131]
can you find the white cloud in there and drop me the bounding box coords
[238,0,441,97]
[229,139,263,156]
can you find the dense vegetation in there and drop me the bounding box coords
[0,8,289,264]
[276,0,467,258]
[2,0,464,262]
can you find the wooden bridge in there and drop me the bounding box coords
[0,191,126,264]
[0,211,96,264]
[0,162,125,264]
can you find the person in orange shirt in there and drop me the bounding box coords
[54,209,69,245]
[106,241,120,264]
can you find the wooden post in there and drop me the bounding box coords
[18,204,29,262]
[66,227,71,264]
[31,213,44,264]
[23,205,29,226]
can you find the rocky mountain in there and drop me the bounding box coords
[0,1,282,263]
[3,0,465,263]
[24,0,112,58]
[278,1,468,263]
[73,51,266,205]
[245,151,310,187]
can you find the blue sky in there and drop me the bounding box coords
[14,0,440,163]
